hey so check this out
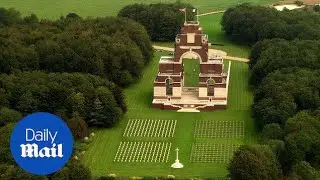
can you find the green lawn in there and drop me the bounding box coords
[200,14,251,58]
[183,59,200,87]
[82,51,256,178]
[0,0,278,19]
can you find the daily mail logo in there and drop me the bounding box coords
[10,113,73,175]
[21,129,63,158]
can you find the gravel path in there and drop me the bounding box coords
[153,45,249,63]
[197,10,225,16]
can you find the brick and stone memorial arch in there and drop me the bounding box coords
[152,20,231,112]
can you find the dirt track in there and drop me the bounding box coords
[153,45,249,63]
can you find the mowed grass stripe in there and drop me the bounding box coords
[227,61,253,110]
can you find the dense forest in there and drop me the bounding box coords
[118,2,195,41]
[221,4,320,43]
[0,7,154,180]
[225,5,320,180]
[0,8,153,87]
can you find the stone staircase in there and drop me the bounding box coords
[177,108,200,112]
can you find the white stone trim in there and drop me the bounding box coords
[179,51,202,62]
[225,61,232,101]
[179,46,202,49]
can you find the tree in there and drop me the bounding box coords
[291,161,318,180]
[0,107,22,125]
[0,123,15,164]
[70,92,86,118]
[0,72,125,127]
[66,13,81,20]
[252,69,320,129]
[0,9,153,87]
[89,98,105,126]
[262,123,283,141]
[253,94,297,129]
[222,4,320,43]
[52,167,69,180]
[249,39,284,70]
[24,13,38,24]
[283,111,320,168]
[67,117,88,140]
[228,145,280,180]
[118,2,195,41]
[267,140,285,161]
[314,5,320,12]
[0,164,48,180]
[0,8,22,26]
[67,160,92,180]
[89,87,123,127]
[249,40,320,86]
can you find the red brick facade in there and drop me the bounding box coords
[153,21,228,111]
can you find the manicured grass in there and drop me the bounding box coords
[0,0,278,19]
[82,52,256,178]
[200,13,251,58]
[183,59,200,87]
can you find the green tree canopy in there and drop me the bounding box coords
[0,11,153,87]
[253,68,320,129]
[0,71,126,127]
[228,145,281,180]
[249,39,320,86]
[262,123,283,141]
[222,4,320,43]
[118,2,195,41]
[290,161,318,180]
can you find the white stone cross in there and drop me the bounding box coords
[175,148,179,160]
[171,147,184,168]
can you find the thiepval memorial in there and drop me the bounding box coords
[10,112,73,175]
[152,15,231,111]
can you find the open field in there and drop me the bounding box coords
[0,0,278,19]
[82,51,256,178]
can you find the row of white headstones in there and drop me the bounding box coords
[194,121,244,138]
[123,119,177,138]
[114,141,172,163]
[190,143,240,163]
[116,119,244,164]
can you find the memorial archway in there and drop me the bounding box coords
[152,21,229,111]
[207,79,215,96]
[180,51,201,87]
[165,78,173,96]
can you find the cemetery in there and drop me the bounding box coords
[114,142,171,163]
[194,120,244,138]
[112,117,244,168]
[123,119,177,138]
[190,143,240,163]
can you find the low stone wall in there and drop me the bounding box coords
[152,102,227,111]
